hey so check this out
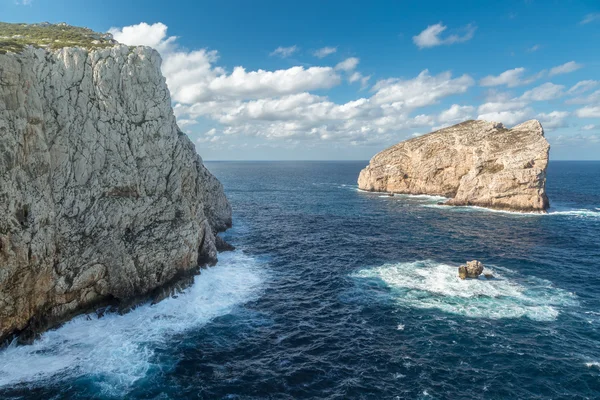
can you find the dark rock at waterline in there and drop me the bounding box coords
[215,235,236,252]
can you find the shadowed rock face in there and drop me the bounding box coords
[0,44,231,343]
[358,120,550,212]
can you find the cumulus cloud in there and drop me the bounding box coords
[576,106,600,118]
[537,111,570,130]
[438,104,475,124]
[270,45,298,58]
[371,70,474,107]
[110,21,587,148]
[581,124,596,131]
[477,110,533,126]
[548,61,582,77]
[109,22,177,53]
[313,46,337,58]
[520,82,565,101]
[335,57,359,71]
[413,23,476,49]
[479,67,542,88]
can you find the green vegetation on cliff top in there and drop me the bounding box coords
[0,22,117,54]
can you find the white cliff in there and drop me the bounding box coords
[358,120,550,212]
[0,28,231,342]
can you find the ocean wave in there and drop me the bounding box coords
[0,251,265,393]
[353,260,578,321]
[423,203,600,218]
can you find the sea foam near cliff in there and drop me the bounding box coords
[0,251,265,393]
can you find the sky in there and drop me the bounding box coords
[2,0,600,160]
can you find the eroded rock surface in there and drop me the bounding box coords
[358,120,550,212]
[0,44,231,343]
[458,260,484,280]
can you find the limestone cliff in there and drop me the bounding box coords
[0,25,231,343]
[358,120,550,212]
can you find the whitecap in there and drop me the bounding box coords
[353,260,577,321]
[0,251,265,392]
[423,203,600,218]
[586,361,600,369]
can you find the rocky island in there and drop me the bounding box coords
[358,120,550,212]
[0,23,232,343]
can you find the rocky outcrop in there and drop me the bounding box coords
[358,120,550,212]
[458,260,484,280]
[0,40,231,342]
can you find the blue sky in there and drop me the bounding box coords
[3,0,600,160]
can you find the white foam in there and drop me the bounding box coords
[357,189,447,203]
[353,260,577,321]
[586,361,600,369]
[423,203,600,218]
[0,251,265,392]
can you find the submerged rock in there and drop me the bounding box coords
[458,260,484,280]
[0,28,231,343]
[357,120,550,212]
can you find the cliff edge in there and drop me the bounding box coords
[358,120,550,212]
[0,23,231,343]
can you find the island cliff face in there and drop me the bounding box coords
[0,43,231,342]
[358,120,550,212]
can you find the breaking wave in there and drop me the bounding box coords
[423,203,600,218]
[353,260,578,321]
[0,251,265,393]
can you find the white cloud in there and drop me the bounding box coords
[477,99,529,114]
[109,22,177,53]
[580,13,600,25]
[520,82,565,101]
[567,80,599,95]
[479,67,542,88]
[349,72,371,89]
[270,46,298,58]
[111,23,342,104]
[371,70,474,107]
[548,61,582,76]
[413,23,476,49]
[576,106,600,118]
[313,46,337,58]
[15,0,32,5]
[566,89,600,105]
[477,110,533,126]
[438,104,475,123]
[335,57,359,71]
[581,124,596,131]
[527,44,540,52]
[537,111,570,130]
[110,21,590,150]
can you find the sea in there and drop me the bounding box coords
[0,160,599,399]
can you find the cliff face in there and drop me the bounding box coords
[358,120,550,212]
[0,44,231,342]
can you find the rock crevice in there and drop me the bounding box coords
[358,120,550,212]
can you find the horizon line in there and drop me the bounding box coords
[203,159,600,162]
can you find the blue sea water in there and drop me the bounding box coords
[0,160,599,399]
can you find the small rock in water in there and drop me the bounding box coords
[458,260,484,279]
[484,273,494,279]
[388,193,395,197]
